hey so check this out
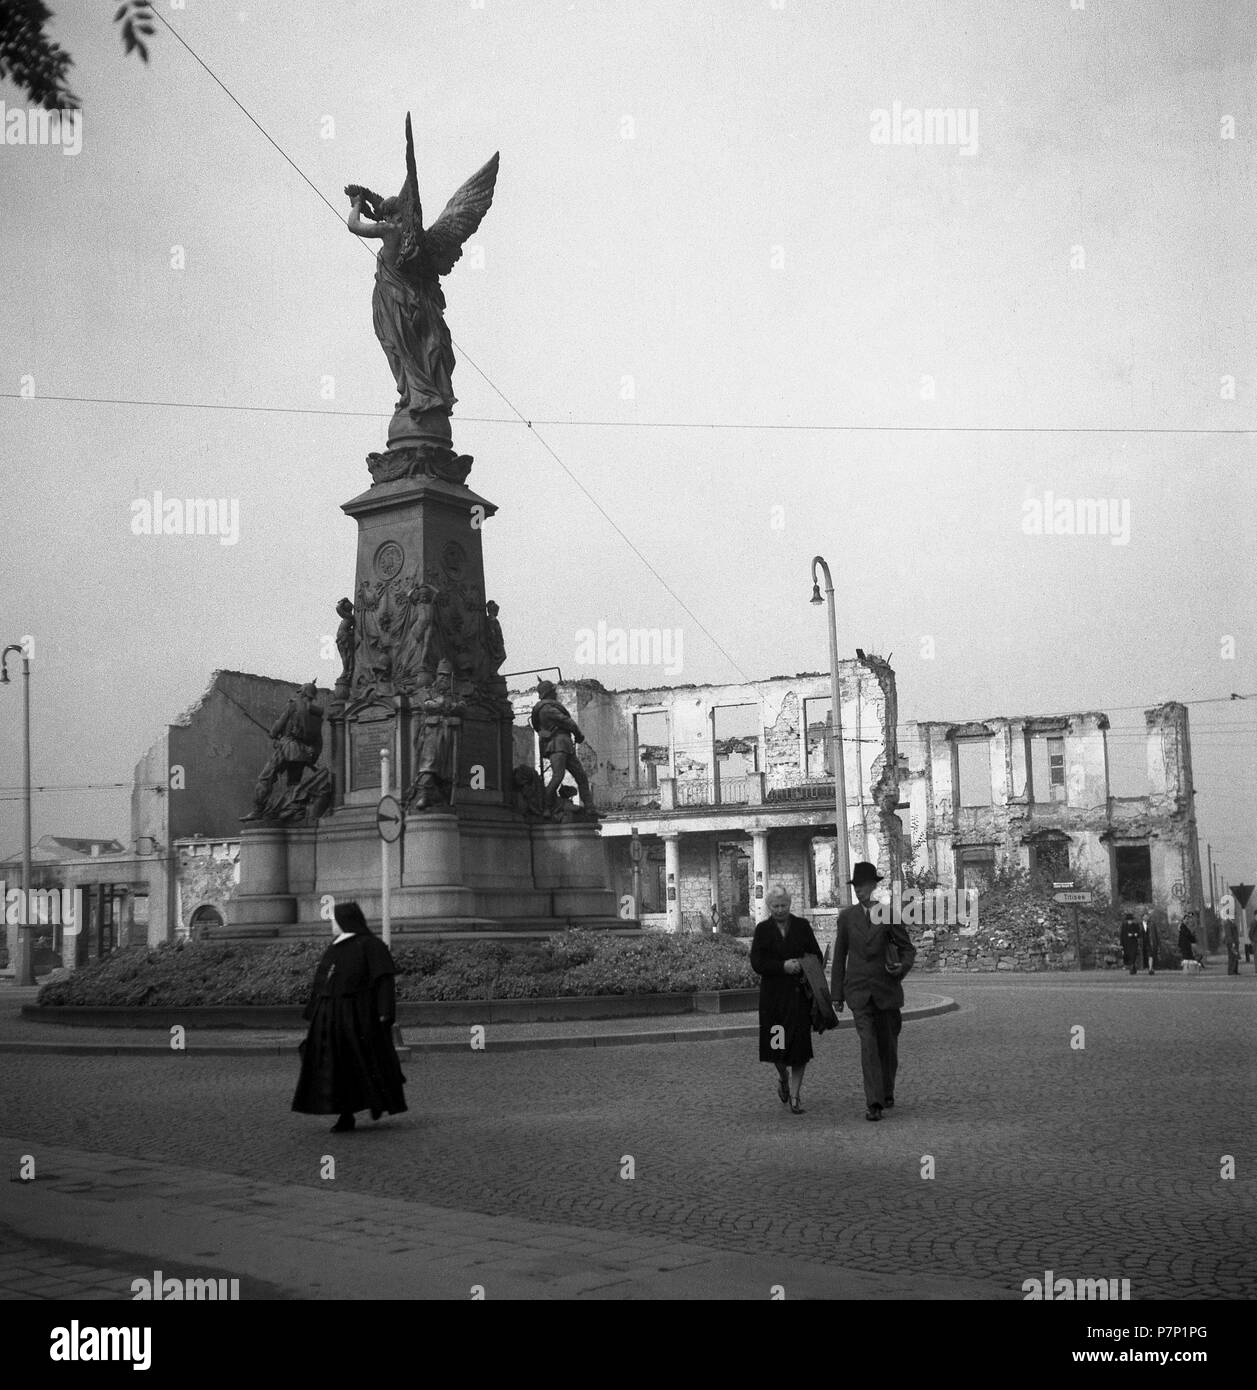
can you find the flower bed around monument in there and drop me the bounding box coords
[35,930,758,1009]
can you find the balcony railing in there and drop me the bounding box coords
[605,771,855,815]
[671,775,759,808]
[675,779,713,807]
[765,778,836,805]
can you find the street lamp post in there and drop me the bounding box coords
[1,644,35,986]
[810,558,851,908]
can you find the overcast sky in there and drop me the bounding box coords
[1,0,1253,883]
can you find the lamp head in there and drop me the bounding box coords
[809,583,823,606]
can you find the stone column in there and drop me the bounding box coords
[662,832,681,932]
[751,829,769,918]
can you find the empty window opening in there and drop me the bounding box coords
[1034,837,1071,881]
[632,710,670,789]
[804,696,833,779]
[1115,845,1152,902]
[713,704,759,794]
[956,739,993,808]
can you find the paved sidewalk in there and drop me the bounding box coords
[0,1138,1013,1300]
[3,975,1251,1301]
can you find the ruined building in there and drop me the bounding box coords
[900,703,1204,917]
[510,672,1204,938]
[510,659,900,937]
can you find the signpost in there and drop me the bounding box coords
[376,766,405,1048]
[1051,881,1092,969]
[376,795,403,845]
[376,749,401,948]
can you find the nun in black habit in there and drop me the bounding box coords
[749,883,823,1114]
[292,901,407,1132]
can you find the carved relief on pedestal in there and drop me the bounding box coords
[346,533,512,722]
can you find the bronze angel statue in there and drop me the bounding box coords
[346,115,498,479]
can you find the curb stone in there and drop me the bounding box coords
[0,996,957,1056]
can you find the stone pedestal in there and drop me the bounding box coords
[223,460,628,940]
[223,805,625,938]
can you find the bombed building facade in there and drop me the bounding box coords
[511,670,1205,938]
[899,703,1204,918]
[511,659,903,938]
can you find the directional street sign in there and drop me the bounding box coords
[376,794,403,844]
[1052,880,1076,890]
[1053,890,1092,905]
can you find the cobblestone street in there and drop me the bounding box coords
[2,974,1253,1299]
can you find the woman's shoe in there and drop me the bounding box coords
[330,1114,355,1133]
[789,1095,806,1114]
[777,1076,791,1104]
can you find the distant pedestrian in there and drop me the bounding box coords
[1177,914,1199,967]
[292,901,407,1133]
[1223,913,1240,976]
[830,862,916,1122]
[1121,914,1142,975]
[750,884,822,1114]
[1139,911,1159,975]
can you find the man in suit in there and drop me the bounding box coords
[830,861,916,1122]
[1121,914,1143,975]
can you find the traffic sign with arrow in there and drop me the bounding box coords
[376,795,403,844]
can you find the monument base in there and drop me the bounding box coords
[222,805,629,940]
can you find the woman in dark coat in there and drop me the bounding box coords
[750,884,822,1114]
[1177,913,1199,966]
[292,901,407,1132]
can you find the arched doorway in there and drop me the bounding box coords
[188,904,224,942]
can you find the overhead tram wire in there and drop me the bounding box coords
[4,391,1256,437]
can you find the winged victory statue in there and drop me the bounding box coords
[346,115,499,484]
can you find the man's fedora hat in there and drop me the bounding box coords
[849,861,883,887]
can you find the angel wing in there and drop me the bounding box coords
[394,113,426,269]
[423,151,500,276]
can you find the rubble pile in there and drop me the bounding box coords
[911,875,1116,972]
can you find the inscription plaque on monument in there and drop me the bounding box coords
[350,719,395,791]
[458,717,503,792]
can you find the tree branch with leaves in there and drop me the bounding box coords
[0,0,156,110]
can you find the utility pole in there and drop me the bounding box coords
[1,644,34,986]
[810,557,851,907]
[1207,842,1215,914]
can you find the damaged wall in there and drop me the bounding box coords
[509,663,903,880]
[902,701,1203,920]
